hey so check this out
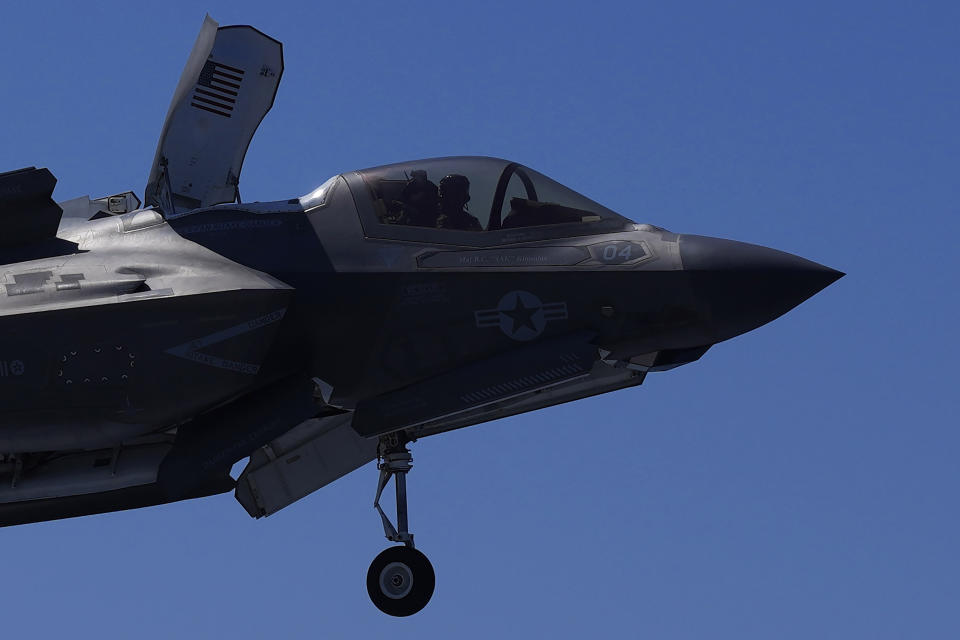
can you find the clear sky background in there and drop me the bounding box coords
[1,1,957,637]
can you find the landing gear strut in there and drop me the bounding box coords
[367,434,435,616]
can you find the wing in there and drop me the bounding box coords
[144,16,284,215]
[0,445,234,527]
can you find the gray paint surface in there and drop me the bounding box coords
[0,21,841,547]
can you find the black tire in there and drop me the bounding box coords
[366,546,435,616]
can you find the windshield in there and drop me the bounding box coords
[354,157,626,233]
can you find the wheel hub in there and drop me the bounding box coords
[380,561,414,599]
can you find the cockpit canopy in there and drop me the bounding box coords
[349,157,631,237]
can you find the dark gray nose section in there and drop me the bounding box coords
[679,235,843,341]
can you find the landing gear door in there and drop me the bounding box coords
[144,16,283,216]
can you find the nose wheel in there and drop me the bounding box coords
[368,435,435,616]
[367,546,435,617]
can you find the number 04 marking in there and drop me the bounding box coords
[601,244,632,261]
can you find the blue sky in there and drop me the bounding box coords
[1,1,958,637]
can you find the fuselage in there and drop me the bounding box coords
[0,157,840,455]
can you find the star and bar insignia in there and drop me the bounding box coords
[474,290,568,341]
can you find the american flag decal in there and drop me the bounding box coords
[191,59,244,118]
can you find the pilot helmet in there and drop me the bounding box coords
[438,174,470,204]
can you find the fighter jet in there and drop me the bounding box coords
[0,17,841,616]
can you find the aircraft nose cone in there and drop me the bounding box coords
[679,234,844,341]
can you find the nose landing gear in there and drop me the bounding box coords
[367,434,435,616]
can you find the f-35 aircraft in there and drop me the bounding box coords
[0,17,841,616]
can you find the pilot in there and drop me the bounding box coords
[435,174,482,231]
[396,170,440,227]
